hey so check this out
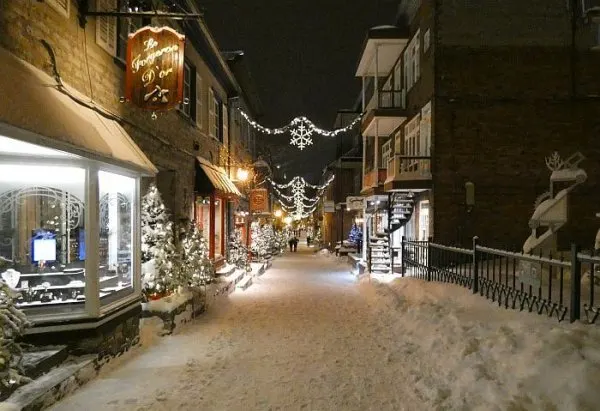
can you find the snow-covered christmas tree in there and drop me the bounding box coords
[181,222,214,286]
[228,229,249,270]
[0,279,30,396]
[141,184,178,298]
[261,224,276,255]
[250,222,268,261]
[348,224,363,245]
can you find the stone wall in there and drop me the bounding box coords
[0,0,243,220]
[23,302,142,359]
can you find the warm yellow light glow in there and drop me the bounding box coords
[284,216,292,225]
[274,210,283,218]
[236,168,250,181]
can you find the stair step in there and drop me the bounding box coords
[236,275,253,291]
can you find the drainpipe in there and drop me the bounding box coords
[374,45,380,107]
[569,0,577,98]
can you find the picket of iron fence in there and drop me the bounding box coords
[400,236,600,324]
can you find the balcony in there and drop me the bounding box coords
[384,155,432,192]
[361,168,387,195]
[356,26,409,77]
[362,89,408,137]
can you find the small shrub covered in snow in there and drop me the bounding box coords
[0,279,30,398]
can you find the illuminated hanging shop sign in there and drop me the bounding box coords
[125,26,185,112]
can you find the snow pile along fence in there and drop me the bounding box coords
[401,237,600,324]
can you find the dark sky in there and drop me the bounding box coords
[200,0,398,182]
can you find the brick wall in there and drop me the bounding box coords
[0,0,237,220]
[433,96,600,250]
[428,0,600,250]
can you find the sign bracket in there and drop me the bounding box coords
[77,0,203,28]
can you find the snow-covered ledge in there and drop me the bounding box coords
[140,287,207,336]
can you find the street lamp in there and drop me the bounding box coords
[274,209,283,218]
[236,168,250,182]
[284,216,292,225]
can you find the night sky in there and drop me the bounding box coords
[200,0,398,182]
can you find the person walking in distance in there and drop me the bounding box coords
[292,236,298,252]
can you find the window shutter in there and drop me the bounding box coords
[223,104,229,147]
[96,0,117,56]
[208,88,215,137]
[195,74,203,127]
[47,0,69,17]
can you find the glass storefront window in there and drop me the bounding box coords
[0,163,86,315]
[98,171,135,305]
[196,196,211,239]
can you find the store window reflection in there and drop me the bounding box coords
[98,171,135,305]
[0,164,86,315]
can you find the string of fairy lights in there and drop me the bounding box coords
[268,175,335,220]
[239,110,363,150]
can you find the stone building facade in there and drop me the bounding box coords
[0,0,258,351]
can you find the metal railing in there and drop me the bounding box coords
[401,236,600,324]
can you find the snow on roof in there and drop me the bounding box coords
[0,47,157,175]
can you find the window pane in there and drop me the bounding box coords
[0,163,86,316]
[98,171,135,305]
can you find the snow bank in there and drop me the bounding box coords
[365,278,600,410]
[317,249,331,257]
[141,290,192,313]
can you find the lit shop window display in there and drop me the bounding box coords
[0,135,142,318]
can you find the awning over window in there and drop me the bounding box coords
[196,156,243,198]
[0,47,157,175]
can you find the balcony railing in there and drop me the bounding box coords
[379,89,406,109]
[365,87,406,111]
[387,155,432,182]
[363,168,387,190]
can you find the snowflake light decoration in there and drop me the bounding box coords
[289,117,314,150]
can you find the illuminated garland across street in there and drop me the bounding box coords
[268,175,335,220]
[239,110,363,150]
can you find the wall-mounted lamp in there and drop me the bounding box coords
[236,168,250,182]
[465,181,475,213]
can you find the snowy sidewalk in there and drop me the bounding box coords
[49,244,600,411]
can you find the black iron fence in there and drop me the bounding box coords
[401,236,600,324]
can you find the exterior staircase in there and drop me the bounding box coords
[523,152,586,254]
[368,192,415,274]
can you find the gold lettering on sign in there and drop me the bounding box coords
[126,26,185,111]
[130,36,180,102]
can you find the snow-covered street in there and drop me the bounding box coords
[50,245,600,411]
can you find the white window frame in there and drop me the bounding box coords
[195,73,203,127]
[47,0,70,17]
[420,102,432,156]
[404,30,421,91]
[404,114,421,158]
[96,0,117,56]
[424,29,431,53]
